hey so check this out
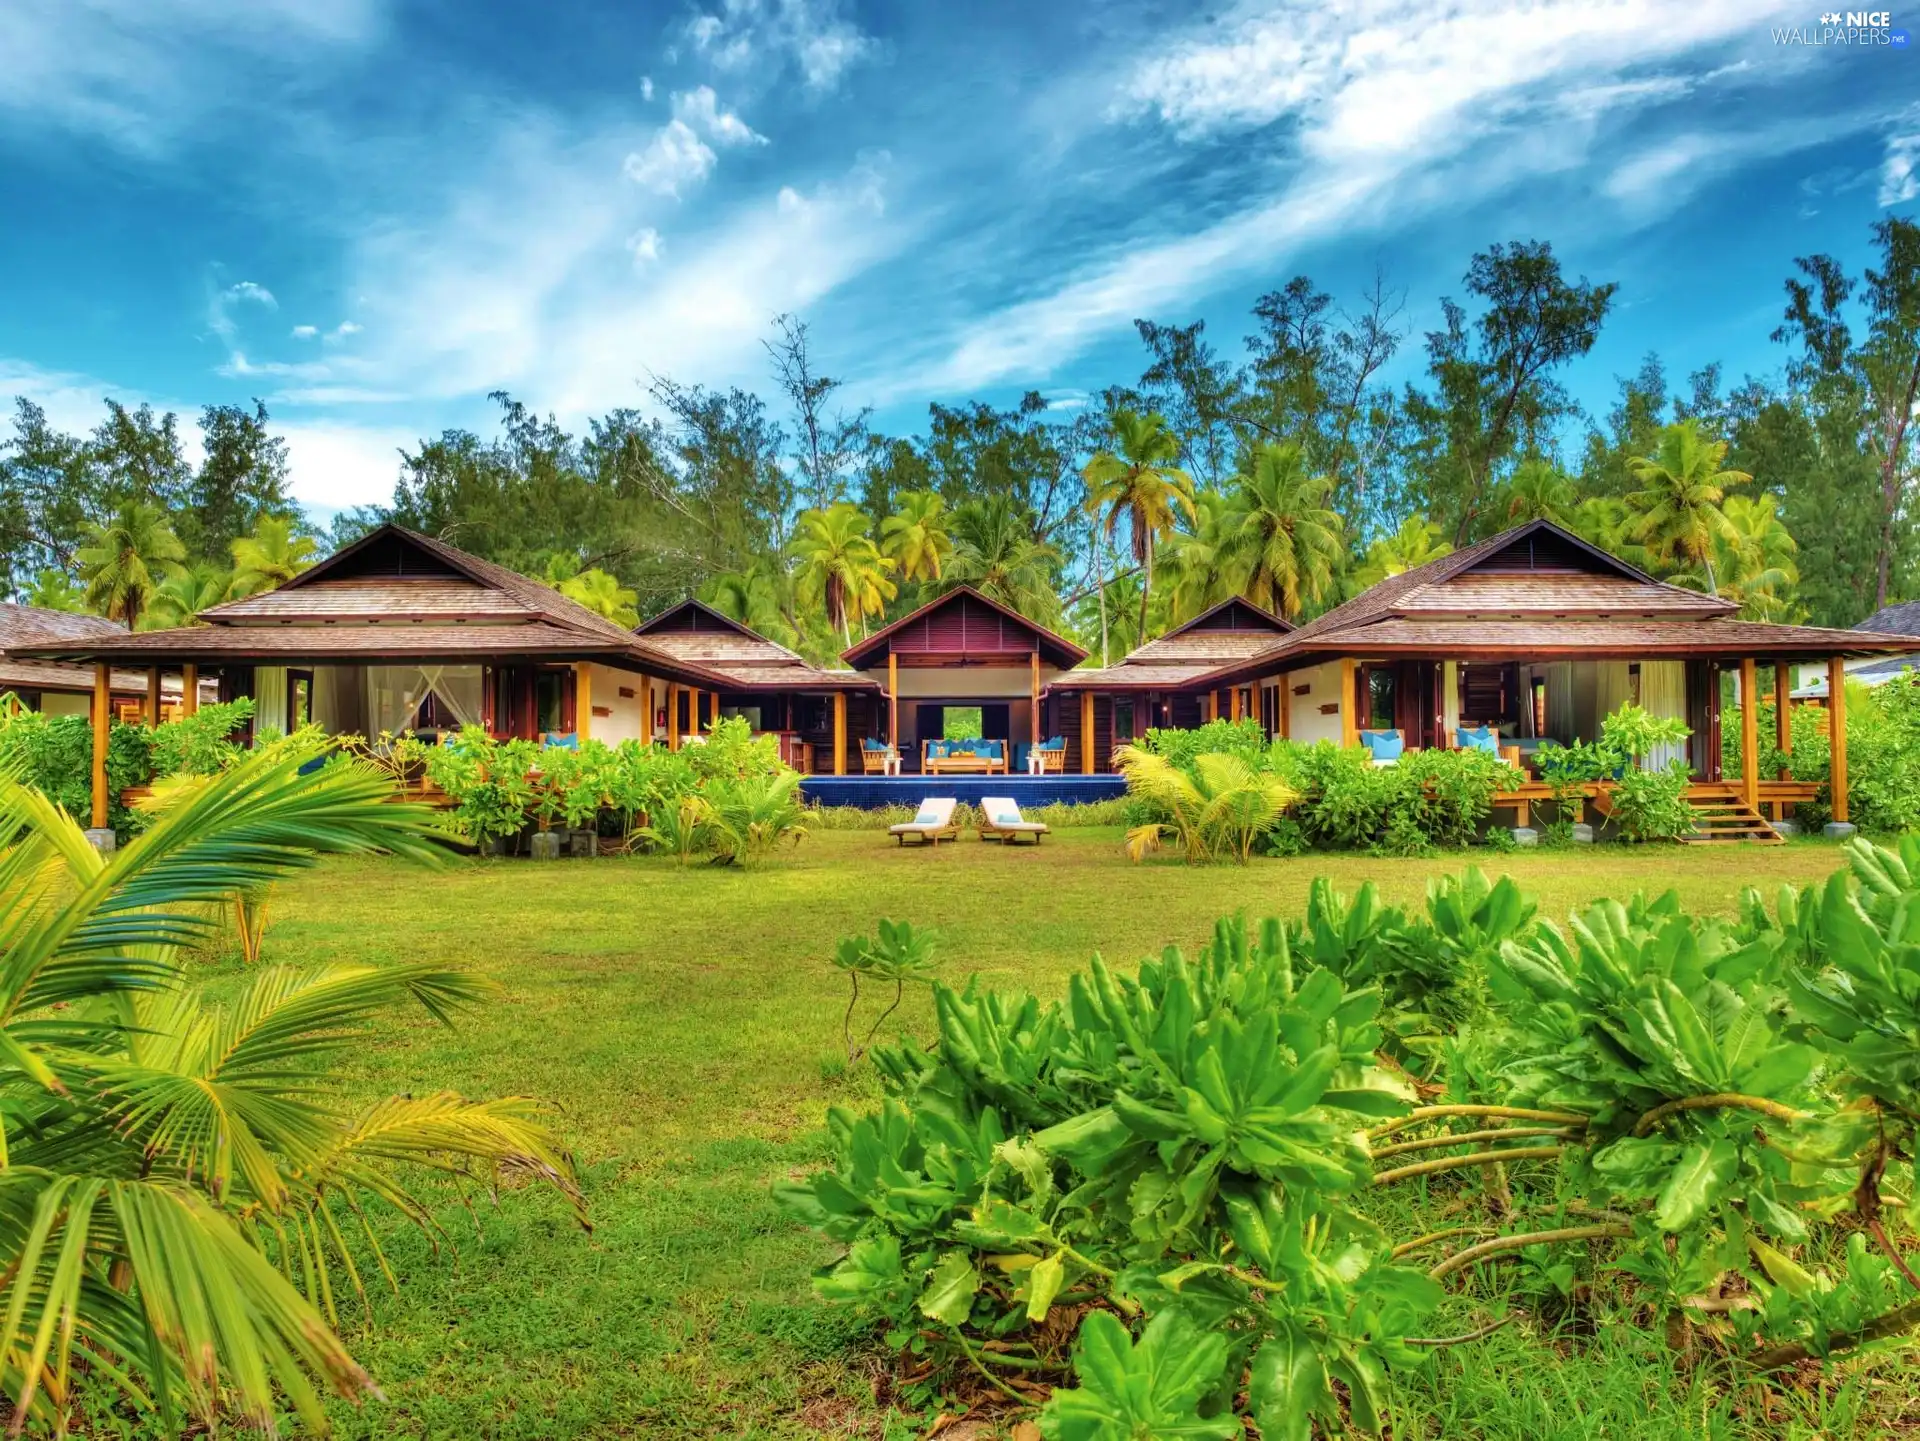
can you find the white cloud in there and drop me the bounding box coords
[275,418,416,508]
[888,0,1817,397]
[0,0,384,151]
[1881,113,1920,206]
[624,119,716,195]
[291,324,319,339]
[640,74,655,101]
[207,278,279,341]
[331,320,362,339]
[627,227,663,264]
[680,0,875,93]
[673,85,765,147]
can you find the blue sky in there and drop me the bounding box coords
[1,0,1916,521]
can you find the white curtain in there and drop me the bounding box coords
[1641,661,1688,770]
[1442,662,1460,738]
[1544,662,1576,742]
[312,666,366,735]
[366,665,484,735]
[252,667,288,739]
[1592,662,1633,741]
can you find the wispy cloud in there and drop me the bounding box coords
[207,278,278,341]
[680,0,876,93]
[0,0,384,151]
[1881,109,1920,206]
[623,85,765,196]
[887,0,1825,397]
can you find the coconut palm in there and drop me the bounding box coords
[1626,419,1751,595]
[945,495,1063,625]
[1503,457,1579,526]
[1157,492,1240,627]
[1685,492,1800,621]
[24,569,85,612]
[0,737,582,1434]
[1355,514,1453,588]
[1223,443,1345,620]
[559,567,640,628]
[1569,496,1657,572]
[75,501,185,630]
[704,560,801,648]
[791,503,897,643]
[879,490,953,587]
[228,515,320,598]
[1115,745,1297,864]
[142,562,232,630]
[1082,410,1197,641]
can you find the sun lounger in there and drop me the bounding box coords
[978,795,1049,844]
[889,797,959,846]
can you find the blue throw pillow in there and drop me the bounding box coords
[1360,730,1404,762]
[1455,726,1497,753]
[985,740,1003,760]
[1047,736,1065,749]
[544,732,579,750]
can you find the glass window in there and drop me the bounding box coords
[535,671,566,734]
[1113,697,1135,744]
[1367,668,1396,729]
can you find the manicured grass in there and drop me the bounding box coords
[262,831,1893,1439]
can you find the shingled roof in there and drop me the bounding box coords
[636,599,875,691]
[0,605,205,696]
[1056,596,1292,690]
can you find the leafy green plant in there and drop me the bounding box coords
[830,919,937,1065]
[148,698,256,777]
[1607,761,1695,842]
[1116,744,1297,862]
[705,770,812,863]
[0,734,584,1434]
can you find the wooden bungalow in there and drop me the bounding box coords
[1060,519,1920,837]
[634,599,881,772]
[840,585,1088,772]
[0,604,211,720]
[9,525,876,834]
[1046,597,1295,773]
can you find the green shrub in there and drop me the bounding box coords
[149,698,255,777]
[1607,760,1696,842]
[0,709,152,835]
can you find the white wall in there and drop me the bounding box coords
[585,665,652,745]
[1285,661,1347,746]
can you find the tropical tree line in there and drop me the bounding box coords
[3,220,1915,660]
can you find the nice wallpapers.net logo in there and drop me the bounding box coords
[1773,9,1911,44]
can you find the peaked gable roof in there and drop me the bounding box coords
[631,597,872,690]
[1163,596,1294,637]
[842,585,1087,670]
[637,597,768,643]
[203,525,640,640]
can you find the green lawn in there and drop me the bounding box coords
[265,831,1899,1439]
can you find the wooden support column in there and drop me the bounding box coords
[1230,686,1243,723]
[144,667,161,726]
[573,663,592,742]
[1080,691,1095,774]
[1739,656,1759,810]
[90,664,111,831]
[181,664,198,718]
[639,676,653,745]
[1340,658,1359,749]
[889,651,899,745]
[667,683,681,750]
[1206,690,1217,723]
[1278,675,1291,740]
[832,691,847,775]
[1829,656,1849,825]
[1773,661,1792,819]
[1029,651,1040,749]
[709,691,720,734]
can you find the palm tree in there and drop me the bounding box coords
[559,567,640,628]
[228,515,320,598]
[791,503,897,644]
[1503,457,1578,526]
[1114,745,1297,864]
[0,737,581,1433]
[75,502,185,630]
[142,561,232,630]
[704,559,801,648]
[1691,492,1800,621]
[1355,514,1452,587]
[24,569,85,612]
[1626,419,1751,594]
[1157,491,1240,627]
[945,495,1063,625]
[1223,443,1344,620]
[1568,496,1657,572]
[1082,410,1197,641]
[879,490,953,587]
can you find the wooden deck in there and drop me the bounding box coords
[1492,778,1819,842]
